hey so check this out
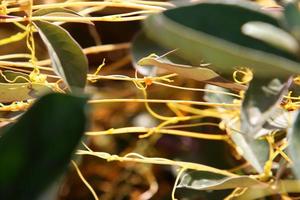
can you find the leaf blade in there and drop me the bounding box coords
[0,93,87,199]
[34,20,88,91]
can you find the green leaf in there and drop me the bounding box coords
[203,85,235,104]
[143,1,300,78]
[288,111,300,179]
[138,55,245,91]
[177,171,265,190]
[34,20,88,92]
[33,8,80,17]
[0,82,53,103]
[242,21,299,54]
[230,129,269,173]
[131,31,183,76]
[203,84,269,173]
[33,8,94,25]
[0,70,54,103]
[284,2,300,41]
[0,93,87,199]
[241,77,292,137]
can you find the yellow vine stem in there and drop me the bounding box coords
[88,98,239,107]
[167,102,185,117]
[71,160,99,200]
[224,187,248,200]
[5,1,166,14]
[76,150,237,177]
[86,127,229,141]
[126,0,174,7]
[0,60,53,71]
[134,72,180,121]
[172,167,186,200]
[172,103,237,117]
[0,53,32,60]
[139,115,204,138]
[38,43,130,66]
[0,30,28,46]
[233,67,253,84]
[261,135,275,181]
[153,81,241,98]
[0,70,30,83]
[165,122,220,129]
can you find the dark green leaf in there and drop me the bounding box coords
[0,93,87,199]
[284,2,300,41]
[235,78,291,172]
[241,77,292,137]
[143,1,300,77]
[178,171,265,190]
[34,20,88,91]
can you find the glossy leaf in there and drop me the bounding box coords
[204,85,269,173]
[131,31,182,76]
[230,129,269,173]
[254,108,290,138]
[34,20,88,91]
[0,93,87,199]
[143,1,300,78]
[241,77,292,137]
[203,85,236,105]
[33,8,93,25]
[33,8,80,17]
[139,55,245,91]
[178,171,265,190]
[242,21,299,54]
[284,2,300,41]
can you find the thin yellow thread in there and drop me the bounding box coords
[71,160,99,200]
[172,167,186,200]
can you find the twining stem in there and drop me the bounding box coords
[0,61,53,71]
[0,15,148,23]
[37,43,130,66]
[71,161,99,200]
[0,53,32,60]
[86,127,229,141]
[154,81,241,98]
[6,1,166,14]
[88,98,239,107]
[76,150,238,177]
